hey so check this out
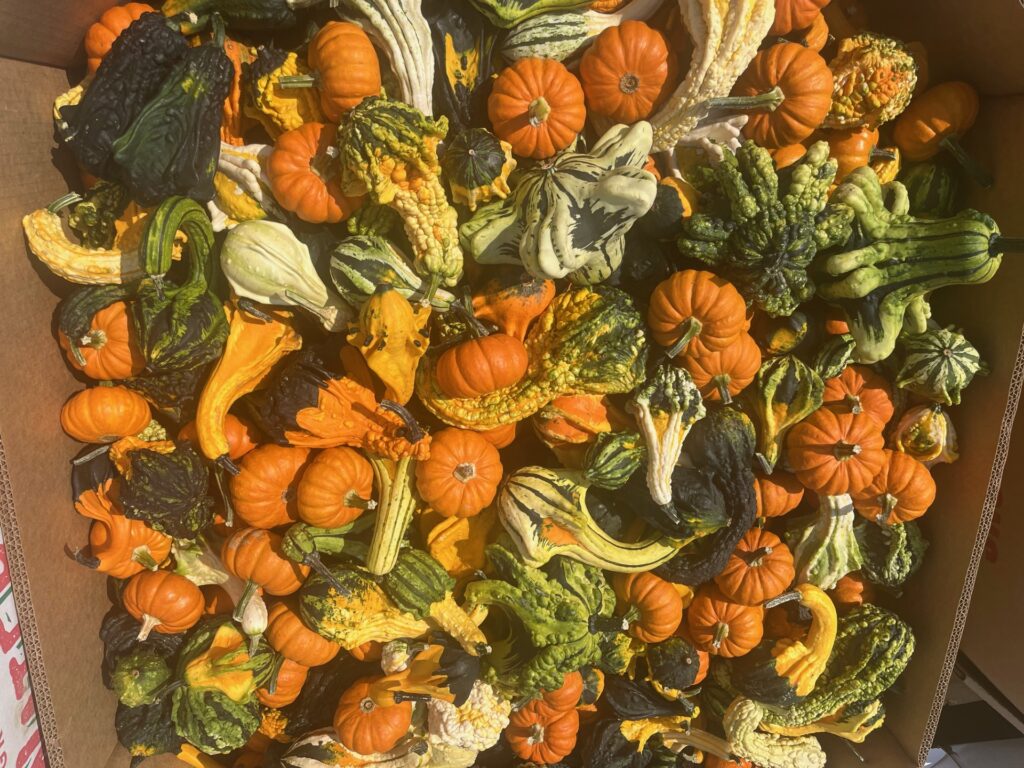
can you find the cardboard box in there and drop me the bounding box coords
[0,1,1022,766]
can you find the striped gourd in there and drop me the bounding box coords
[582,430,646,490]
[901,161,960,219]
[329,234,455,311]
[381,550,455,619]
[896,327,985,406]
[366,456,419,576]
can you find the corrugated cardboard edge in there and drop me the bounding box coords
[917,330,1024,766]
[0,435,63,768]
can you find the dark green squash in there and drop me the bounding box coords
[579,718,679,768]
[582,431,646,491]
[111,34,233,204]
[645,636,703,701]
[619,465,729,540]
[117,440,212,539]
[426,0,498,128]
[125,363,214,425]
[100,608,186,691]
[637,178,698,242]
[132,197,228,378]
[602,675,695,720]
[812,333,857,380]
[112,647,172,708]
[67,181,131,249]
[163,0,299,34]
[381,550,457,619]
[441,128,515,211]
[246,348,340,443]
[115,698,183,767]
[60,13,189,177]
[901,161,960,219]
[854,519,928,590]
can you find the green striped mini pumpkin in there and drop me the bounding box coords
[582,430,646,490]
[896,327,985,406]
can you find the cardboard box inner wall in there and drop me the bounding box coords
[1,1,1023,766]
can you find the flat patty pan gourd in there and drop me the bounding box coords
[23,2,1015,764]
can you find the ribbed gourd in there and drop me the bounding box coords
[896,327,985,406]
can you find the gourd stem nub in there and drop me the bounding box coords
[528,97,552,126]
[990,235,1024,255]
[705,85,785,113]
[665,317,703,359]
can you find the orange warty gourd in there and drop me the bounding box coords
[58,300,145,381]
[84,3,154,73]
[732,43,834,149]
[60,386,151,444]
[305,22,382,122]
[830,572,876,610]
[647,270,749,358]
[179,413,258,461]
[822,365,895,426]
[613,571,684,644]
[268,122,362,224]
[540,671,585,711]
[415,428,503,519]
[333,677,413,755]
[754,471,805,519]
[221,527,310,596]
[714,528,796,606]
[852,449,936,524]
[770,0,830,35]
[506,701,580,764]
[257,658,309,708]
[686,585,764,658]
[435,333,529,399]
[827,126,882,183]
[488,57,586,160]
[266,601,340,666]
[786,408,886,495]
[230,445,311,529]
[123,570,204,641]
[680,333,762,404]
[580,21,679,124]
[296,447,375,528]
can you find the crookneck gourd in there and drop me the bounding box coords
[498,466,687,572]
[338,96,463,295]
[461,121,658,285]
[786,494,864,590]
[817,167,1019,363]
[679,141,842,317]
[417,286,647,430]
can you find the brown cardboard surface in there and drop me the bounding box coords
[0,58,119,767]
[0,2,1021,768]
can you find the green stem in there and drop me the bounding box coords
[739,546,774,567]
[870,147,897,163]
[713,375,733,405]
[528,97,551,125]
[589,615,629,633]
[48,192,82,214]
[844,394,864,415]
[277,73,319,90]
[940,135,993,189]
[148,678,185,702]
[990,235,1024,255]
[233,579,258,623]
[305,553,350,596]
[764,590,800,609]
[665,316,703,358]
[71,444,110,465]
[132,548,160,571]
[711,622,729,649]
[705,85,785,113]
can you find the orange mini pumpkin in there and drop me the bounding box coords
[297,447,375,528]
[827,125,882,184]
[179,413,258,461]
[488,57,586,159]
[230,445,311,529]
[770,0,830,35]
[686,585,764,658]
[613,571,683,644]
[435,333,529,399]
[305,22,382,121]
[647,270,749,358]
[122,570,203,641]
[415,428,503,518]
[60,385,151,444]
[334,677,413,755]
[822,365,895,426]
[476,423,517,449]
[258,658,309,708]
[830,572,876,610]
[266,600,340,666]
[540,671,585,711]
[580,21,678,124]
[786,408,886,495]
[680,332,762,404]
[221,527,310,596]
[84,3,154,73]
[852,449,936,525]
[59,300,145,381]
[714,528,796,606]
[770,142,808,169]
[506,701,580,764]
[754,471,805,519]
[268,122,362,224]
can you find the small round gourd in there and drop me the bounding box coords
[333,677,413,755]
[852,449,936,525]
[60,385,151,444]
[122,570,203,641]
[714,528,796,606]
[686,585,764,658]
[415,428,503,518]
[296,447,375,528]
[613,571,684,644]
[896,327,984,406]
[786,408,886,495]
[265,600,340,666]
[230,445,311,529]
[506,700,579,764]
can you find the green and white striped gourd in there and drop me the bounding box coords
[896,327,985,406]
[582,430,646,490]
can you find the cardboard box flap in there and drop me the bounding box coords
[0,0,120,70]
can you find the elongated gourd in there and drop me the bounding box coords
[366,456,420,576]
[195,303,302,462]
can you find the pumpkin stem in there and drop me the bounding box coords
[528,723,546,745]
[764,590,801,609]
[67,545,100,570]
[452,291,492,338]
[527,97,552,126]
[379,399,426,444]
[711,622,730,649]
[880,492,898,521]
[989,235,1024,255]
[71,444,110,466]
[265,652,285,694]
[665,316,703,358]
[712,375,733,405]
[618,72,641,95]
[80,329,108,350]
[217,455,241,477]
[939,135,993,189]
[755,452,774,475]
[344,490,377,511]
[136,613,161,642]
[132,547,160,571]
[214,465,237,528]
[589,615,629,633]
[392,692,433,704]
[232,579,259,623]
[704,85,785,114]
[833,441,862,460]
[739,546,774,567]
[277,73,319,90]
[843,393,863,415]
[47,191,83,214]
[453,462,477,483]
[870,147,897,163]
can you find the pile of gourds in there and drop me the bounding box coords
[24,0,1013,767]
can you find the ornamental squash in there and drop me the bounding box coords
[488,57,586,159]
[195,304,302,463]
[244,48,325,138]
[533,394,617,465]
[770,0,830,36]
[230,445,311,529]
[61,385,151,444]
[471,267,556,342]
[822,365,895,426]
[743,355,824,473]
[58,290,145,381]
[506,701,579,764]
[265,601,340,667]
[84,3,155,73]
[728,584,838,707]
[257,658,308,708]
[427,0,498,128]
[754,472,805,519]
[728,43,833,149]
[580,21,678,125]
[891,404,959,466]
[680,332,762,404]
[824,33,918,129]
[365,455,422,577]
[333,677,413,756]
[285,22,381,122]
[686,586,764,659]
[854,519,928,589]
[613,571,683,644]
[786,494,865,590]
[435,325,528,400]
[222,527,310,598]
[296,448,375,529]
[415,428,502,519]
[896,327,985,406]
[647,270,749,358]
[123,570,204,640]
[786,409,885,496]
[715,529,795,606]
[582,431,646,491]
[268,123,362,225]
[441,129,516,212]
[852,449,936,525]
